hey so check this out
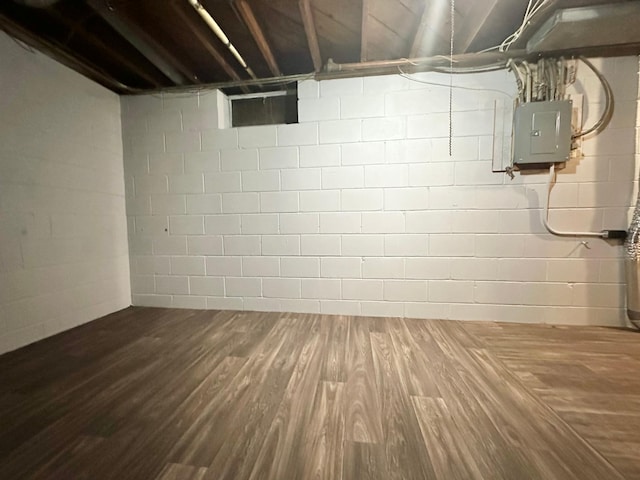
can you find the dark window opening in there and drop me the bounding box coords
[230,88,298,127]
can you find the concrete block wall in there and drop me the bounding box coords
[0,33,131,354]
[122,56,638,326]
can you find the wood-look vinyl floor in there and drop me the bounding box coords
[1,307,639,479]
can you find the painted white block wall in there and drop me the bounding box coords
[122,56,638,326]
[0,33,131,354]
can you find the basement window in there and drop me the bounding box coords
[228,88,298,127]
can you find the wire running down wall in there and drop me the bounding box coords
[122,57,638,326]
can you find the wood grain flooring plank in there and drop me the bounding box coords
[155,463,208,480]
[299,381,346,480]
[320,315,349,383]
[344,317,383,444]
[411,396,484,480]
[343,441,389,480]
[370,332,437,480]
[246,318,326,480]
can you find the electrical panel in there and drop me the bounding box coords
[513,100,572,167]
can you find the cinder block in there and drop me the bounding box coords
[187,235,223,255]
[205,214,241,234]
[169,174,204,194]
[238,125,277,148]
[300,145,340,167]
[151,195,185,215]
[260,192,299,213]
[299,190,340,212]
[262,235,301,256]
[342,279,383,300]
[277,123,318,146]
[320,77,363,97]
[301,278,341,299]
[405,258,450,280]
[205,256,242,276]
[384,234,429,256]
[322,166,364,189]
[281,257,320,277]
[241,214,279,234]
[241,170,280,192]
[184,151,220,174]
[320,213,361,234]
[428,280,474,303]
[263,278,301,298]
[341,95,385,119]
[362,258,404,279]
[205,172,242,193]
[135,175,169,195]
[170,256,205,275]
[319,120,362,144]
[165,131,200,153]
[225,276,262,297]
[259,147,299,170]
[364,165,408,188]
[201,128,238,150]
[153,236,187,255]
[341,142,385,166]
[149,153,184,174]
[222,192,260,213]
[341,189,383,211]
[242,257,280,277]
[279,213,319,233]
[281,168,321,191]
[362,117,406,141]
[223,235,261,255]
[170,215,204,235]
[155,275,189,295]
[321,257,361,278]
[221,149,259,171]
[362,212,405,233]
[300,235,341,256]
[384,188,429,211]
[429,234,474,257]
[341,235,384,256]
[186,194,222,214]
[384,280,427,302]
[299,98,341,122]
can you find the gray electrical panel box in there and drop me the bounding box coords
[513,100,572,167]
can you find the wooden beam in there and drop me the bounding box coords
[455,0,500,53]
[235,0,282,76]
[298,0,322,72]
[409,0,449,58]
[173,4,250,93]
[360,0,369,62]
[87,0,197,85]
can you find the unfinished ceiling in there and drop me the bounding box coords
[1,0,639,94]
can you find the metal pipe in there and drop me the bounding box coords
[187,0,257,80]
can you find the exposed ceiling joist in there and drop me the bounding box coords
[172,3,250,93]
[298,0,322,72]
[47,9,164,88]
[360,0,370,61]
[455,0,501,53]
[86,0,198,85]
[409,0,449,58]
[235,0,282,76]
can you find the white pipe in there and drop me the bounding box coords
[543,164,606,238]
[187,0,257,79]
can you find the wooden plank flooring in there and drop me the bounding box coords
[0,307,639,479]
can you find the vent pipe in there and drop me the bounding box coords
[187,0,257,80]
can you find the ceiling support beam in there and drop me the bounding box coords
[360,0,369,62]
[298,0,322,72]
[0,11,137,93]
[409,0,449,58]
[87,0,198,85]
[172,3,250,93]
[47,10,165,88]
[454,0,500,53]
[235,0,281,76]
